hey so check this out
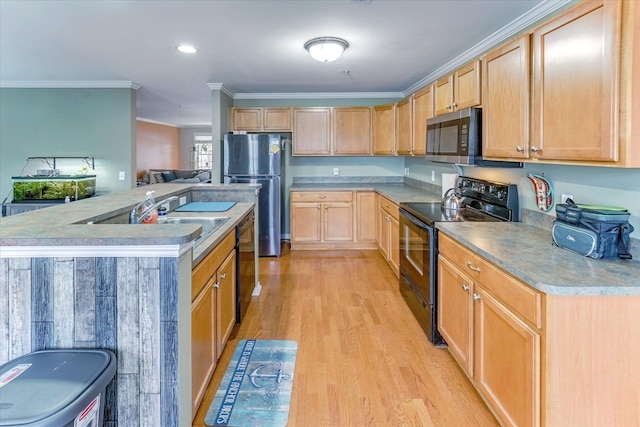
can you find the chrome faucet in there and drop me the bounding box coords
[130,196,178,224]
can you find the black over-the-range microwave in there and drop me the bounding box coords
[426,107,481,165]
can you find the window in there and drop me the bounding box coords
[191,134,213,169]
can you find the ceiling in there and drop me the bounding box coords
[0,0,570,128]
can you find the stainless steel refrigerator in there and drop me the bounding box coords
[223,134,284,257]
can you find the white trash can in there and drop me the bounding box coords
[0,349,116,427]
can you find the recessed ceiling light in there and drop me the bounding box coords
[176,45,197,54]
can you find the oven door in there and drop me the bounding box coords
[399,209,434,304]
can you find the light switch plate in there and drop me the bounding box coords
[118,171,125,181]
[179,196,187,205]
[333,167,339,176]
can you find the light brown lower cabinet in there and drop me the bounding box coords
[290,191,377,250]
[191,231,236,419]
[438,232,640,426]
[377,195,399,277]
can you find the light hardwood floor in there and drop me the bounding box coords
[193,247,498,426]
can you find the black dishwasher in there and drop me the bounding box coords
[235,212,255,323]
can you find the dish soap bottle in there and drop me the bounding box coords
[141,190,158,224]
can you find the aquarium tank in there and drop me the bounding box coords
[12,175,96,202]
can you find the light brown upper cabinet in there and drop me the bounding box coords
[434,60,482,116]
[482,36,531,159]
[396,97,413,155]
[292,107,332,155]
[411,85,434,156]
[532,0,621,163]
[333,107,372,155]
[229,107,292,132]
[372,103,397,155]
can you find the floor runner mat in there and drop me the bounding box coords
[205,339,297,427]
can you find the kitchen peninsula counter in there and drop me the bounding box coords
[0,182,259,427]
[437,221,640,296]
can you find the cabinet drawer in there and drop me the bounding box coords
[378,195,399,220]
[439,233,542,328]
[477,261,543,329]
[192,231,235,301]
[291,191,353,203]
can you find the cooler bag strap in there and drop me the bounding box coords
[563,198,582,224]
[617,224,632,260]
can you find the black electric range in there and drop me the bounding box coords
[397,177,519,346]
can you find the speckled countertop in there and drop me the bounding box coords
[0,183,256,265]
[289,182,443,204]
[437,222,640,296]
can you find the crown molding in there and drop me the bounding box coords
[233,92,403,100]
[206,83,235,98]
[0,80,141,89]
[404,0,575,96]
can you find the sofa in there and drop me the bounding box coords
[138,169,211,186]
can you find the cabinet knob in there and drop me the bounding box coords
[461,284,469,292]
[213,282,220,289]
[530,146,541,152]
[472,293,481,301]
[319,195,326,199]
[452,102,458,109]
[317,204,321,209]
[221,273,226,279]
[466,260,481,272]
[516,146,524,152]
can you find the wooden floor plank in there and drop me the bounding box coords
[192,248,497,426]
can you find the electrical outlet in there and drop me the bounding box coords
[561,194,574,203]
[179,196,187,206]
[431,171,436,181]
[404,167,410,176]
[333,167,339,176]
[118,171,125,181]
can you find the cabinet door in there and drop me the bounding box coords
[291,202,322,243]
[454,59,482,111]
[396,97,413,155]
[438,256,474,376]
[389,215,400,276]
[532,0,621,161]
[292,108,332,155]
[372,104,397,155]
[263,108,292,131]
[192,283,215,417]
[216,251,236,359]
[434,75,454,116]
[483,36,530,159]
[355,192,377,242]
[378,206,390,259]
[323,202,353,242]
[474,286,540,427]
[411,85,433,156]
[333,107,372,155]
[231,108,262,131]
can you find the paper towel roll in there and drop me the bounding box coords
[441,173,459,198]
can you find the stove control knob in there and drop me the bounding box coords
[496,190,505,200]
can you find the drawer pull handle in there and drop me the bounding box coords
[466,261,481,272]
[472,293,481,301]
[461,284,469,292]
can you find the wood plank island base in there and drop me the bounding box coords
[193,248,498,426]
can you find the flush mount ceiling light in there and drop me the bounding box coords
[176,44,198,54]
[304,37,349,62]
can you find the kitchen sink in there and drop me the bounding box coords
[162,216,229,243]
